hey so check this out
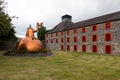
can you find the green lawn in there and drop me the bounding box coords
[0,51,120,80]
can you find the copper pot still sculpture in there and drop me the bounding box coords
[16,22,43,51]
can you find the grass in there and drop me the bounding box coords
[0,50,120,80]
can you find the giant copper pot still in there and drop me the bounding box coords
[16,23,43,51]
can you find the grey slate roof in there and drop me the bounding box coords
[47,21,74,33]
[47,11,120,34]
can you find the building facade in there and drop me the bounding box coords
[45,11,120,54]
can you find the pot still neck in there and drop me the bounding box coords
[25,22,43,38]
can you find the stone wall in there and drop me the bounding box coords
[46,20,120,54]
[111,20,120,54]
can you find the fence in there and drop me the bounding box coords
[0,41,46,50]
[0,41,17,50]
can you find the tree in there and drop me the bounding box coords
[37,26,47,41]
[0,0,17,41]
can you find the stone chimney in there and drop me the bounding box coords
[62,14,72,22]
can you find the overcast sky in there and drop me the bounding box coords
[4,0,120,38]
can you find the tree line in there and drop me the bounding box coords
[0,0,17,41]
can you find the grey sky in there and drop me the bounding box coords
[5,0,120,37]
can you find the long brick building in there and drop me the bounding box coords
[45,11,120,54]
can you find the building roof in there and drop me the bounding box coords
[47,21,74,34]
[47,11,120,34]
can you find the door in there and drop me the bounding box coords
[67,45,70,51]
[74,45,77,51]
[92,45,97,53]
[105,45,112,54]
[82,45,86,52]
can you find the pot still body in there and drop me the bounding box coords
[16,23,43,51]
